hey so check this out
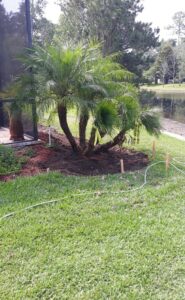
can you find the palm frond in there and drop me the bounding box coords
[94,101,118,133]
[140,110,161,136]
[116,95,140,131]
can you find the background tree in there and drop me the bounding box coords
[176,40,185,82]
[31,0,55,45]
[167,11,185,44]
[56,0,159,80]
[144,41,178,84]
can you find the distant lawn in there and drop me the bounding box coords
[0,132,185,299]
[141,83,185,94]
[41,110,94,139]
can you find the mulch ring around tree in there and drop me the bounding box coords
[0,126,149,181]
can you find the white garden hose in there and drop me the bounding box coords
[0,160,185,221]
[172,158,185,165]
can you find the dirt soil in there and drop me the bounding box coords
[0,126,149,181]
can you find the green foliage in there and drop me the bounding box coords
[22,42,161,153]
[94,101,118,133]
[145,11,185,84]
[0,145,22,174]
[145,41,178,84]
[117,95,140,131]
[140,110,161,136]
[176,40,185,82]
[31,0,55,45]
[23,43,132,110]
[56,0,159,78]
[26,45,86,102]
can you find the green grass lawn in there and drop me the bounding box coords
[0,133,185,299]
[141,83,185,94]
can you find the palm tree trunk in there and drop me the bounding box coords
[9,110,24,141]
[79,113,89,149]
[57,103,80,153]
[93,130,126,154]
[83,126,96,155]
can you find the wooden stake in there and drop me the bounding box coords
[47,168,50,173]
[152,140,156,160]
[165,153,171,172]
[120,159,125,174]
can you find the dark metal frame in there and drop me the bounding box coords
[25,0,33,48]
[25,0,38,140]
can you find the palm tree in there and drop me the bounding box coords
[0,90,25,141]
[3,74,36,142]
[24,43,161,155]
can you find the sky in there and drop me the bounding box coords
[139,0,185,40]
[2,0,185,40]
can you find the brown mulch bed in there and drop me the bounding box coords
[0,126,149,181]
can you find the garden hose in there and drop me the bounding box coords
[0,159,185,221]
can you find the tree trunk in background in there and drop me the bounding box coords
[57,103,80,153]
[9,109,24,141]
[79,113,89,149]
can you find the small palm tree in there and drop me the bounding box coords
[3,73,37,141]
[0,90,25,141]
[24,43,161,155]
[8,102,24,141]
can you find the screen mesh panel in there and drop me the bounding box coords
[0,0,27,90]
[0,1,37,143]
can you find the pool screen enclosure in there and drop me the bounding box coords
[0,0,38,144]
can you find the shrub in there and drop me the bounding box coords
[0,145,22,174]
